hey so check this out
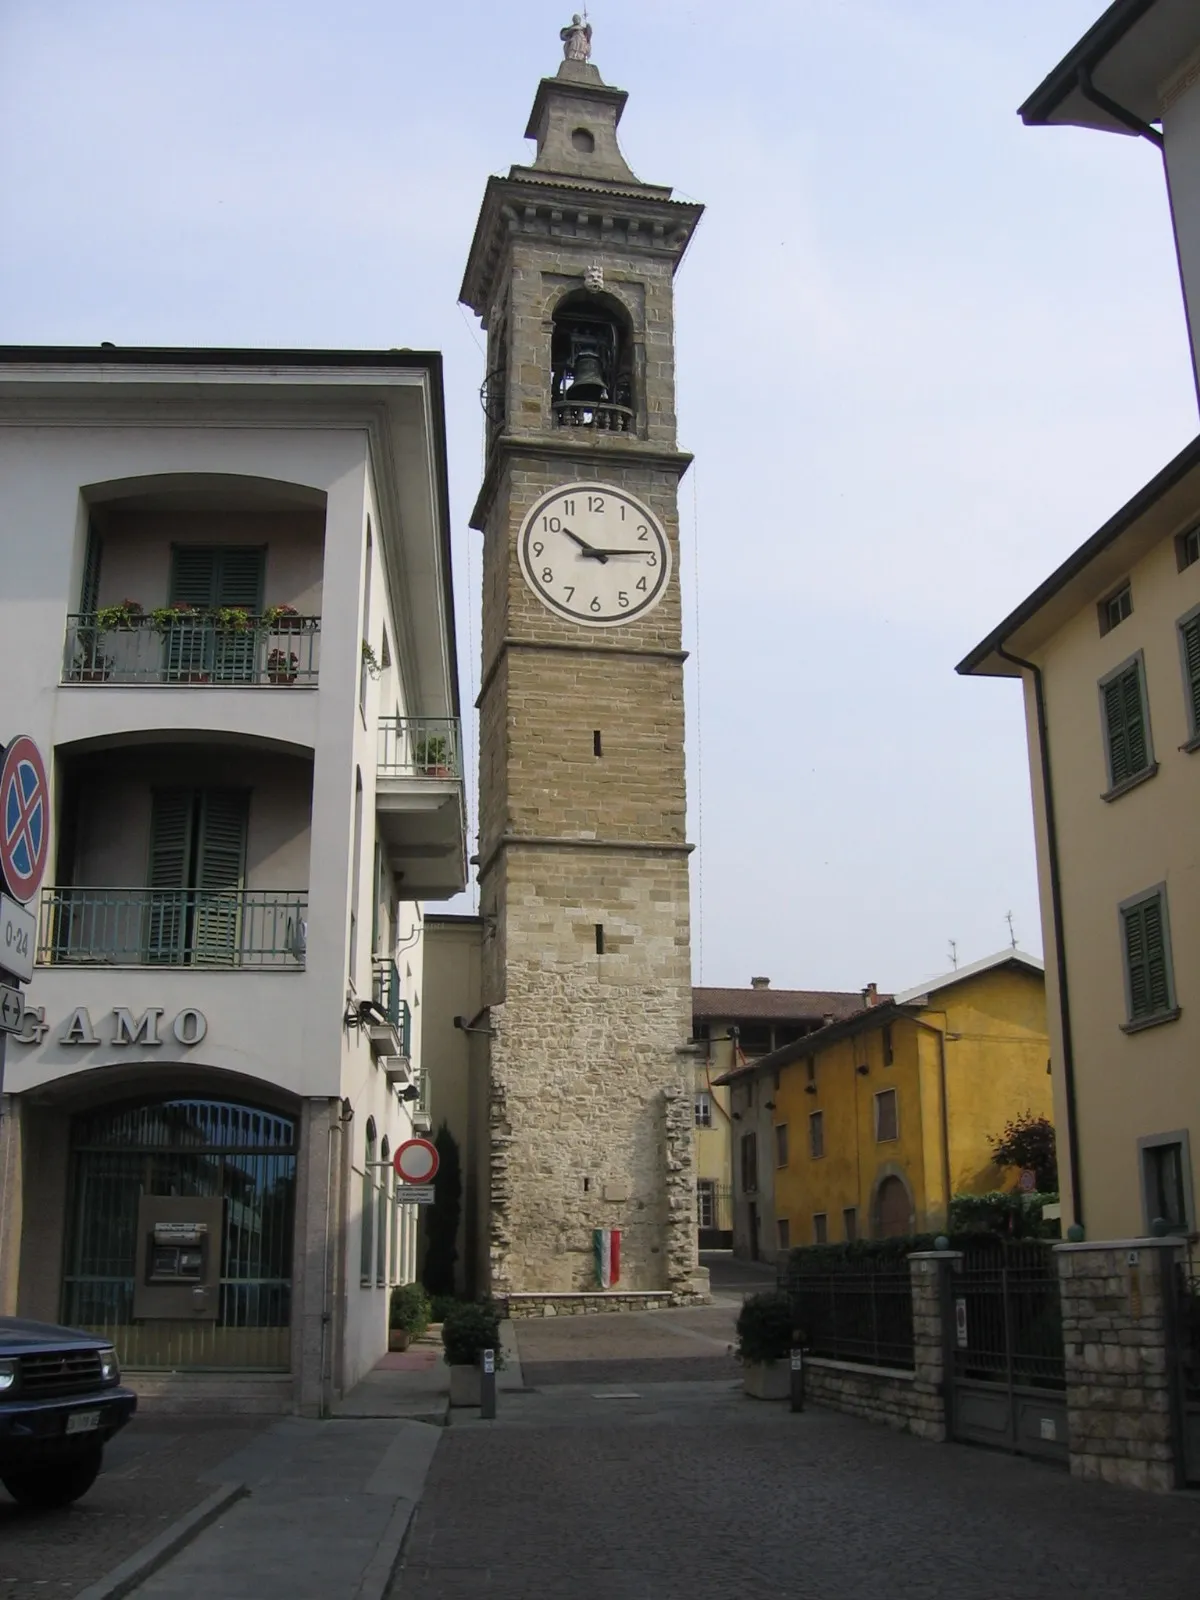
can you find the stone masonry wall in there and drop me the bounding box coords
[799,1253,952,1441]
[1057,1239,1181,1492]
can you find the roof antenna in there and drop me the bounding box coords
[948,940,958,971]
[1005,911,1017,950]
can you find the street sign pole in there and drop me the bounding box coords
[789,1347,805,1413]
[480,1348,497,1420]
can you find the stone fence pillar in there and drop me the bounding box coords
[906,1250,961,1441]
[1055,1238,1183,1492]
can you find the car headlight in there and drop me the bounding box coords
[98,1347,120,1384]
[0,1359,16,1392]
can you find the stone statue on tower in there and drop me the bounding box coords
[560,13,592,62]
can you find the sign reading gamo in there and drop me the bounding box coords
[15,1005,209,1048]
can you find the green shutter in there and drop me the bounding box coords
[80,523,103,615]
[215,548,265,610]
[146,790,195,962]
[1123,895,1171,1020]
[193,790,249,966]
[1103,662,1148,787]
[169,547,219,607]
[1182,616,1200,734]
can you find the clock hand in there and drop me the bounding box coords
[562,527,608,563]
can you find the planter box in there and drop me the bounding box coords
[448,1364,481,1407]
[743,1361,790,1400]
[388,1329,411,1352]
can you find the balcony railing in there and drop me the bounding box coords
[371,956,412,1055]
[552,400,633,433]
[378,717,462,780]
[37,888,308,969]
[62,613,321,687]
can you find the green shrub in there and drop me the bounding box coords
[441,1300,505,1368]
[428,1294,459,1324]
[389,1281,430,1336]
[735,1291,795,1365]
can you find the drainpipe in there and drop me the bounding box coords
[1075,67,1200,409]
[996,643,1083,1228]
[907,1014,952,1232]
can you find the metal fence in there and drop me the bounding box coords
[38,887,308,969]
[377,716,463,779]
[781,1257,915,1371]
[952,1240,1065,1390]
[372,957,412,1056]
[62,614,321,686]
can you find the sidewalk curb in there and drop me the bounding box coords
[352,1494,417,1600]
[74,1480,247,1600]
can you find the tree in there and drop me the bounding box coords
[990,1112,1057,1192]
[421,1121,462,1297]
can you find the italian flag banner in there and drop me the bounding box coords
[593,1228,621,1289]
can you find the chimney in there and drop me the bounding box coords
[750,976,770,990]
[822,1012,834,1026]
[862,982,878,1007]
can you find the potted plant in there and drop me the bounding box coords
[361,640,382,680]
[735,1291,796,1400]
[412,732,450,777]
[150,601,199,634]
[263,603,302,631]
[267,647,299,685]
[94,599,144,631]
[389,1281,431,1352]
[209,604,254,633]
[441,1299,504,1406]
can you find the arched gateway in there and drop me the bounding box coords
[62,1096,296,1369]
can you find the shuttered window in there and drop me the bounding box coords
[740,1132,758,1194]
[1121,890,1175,1024]
[80,523,103,614]
[167,546,266,682]
[145,789,249,964]
[809,1111,824,1159]
[875,1089,899,1142]
[1100,658,1152,789]
[1180,612,1200,738]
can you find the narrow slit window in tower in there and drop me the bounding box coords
[595,923,605,955]
[593,729,602,757]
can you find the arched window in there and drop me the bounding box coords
[875,1175,912,1239]
[360,1116,377,1285]
[551,290,634,434]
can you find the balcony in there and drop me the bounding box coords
[62,610,321,688]
[375,717,467,900]
[370,957,412,1059]
[37,888,308,970]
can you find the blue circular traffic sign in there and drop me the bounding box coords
[0,735,49,904]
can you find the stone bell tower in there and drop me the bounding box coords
[460,21,707,1301]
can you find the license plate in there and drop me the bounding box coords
[65,1411,100,1435]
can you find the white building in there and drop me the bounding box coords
[0,346,465,1414]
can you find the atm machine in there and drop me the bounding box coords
[132,1194,224,1320]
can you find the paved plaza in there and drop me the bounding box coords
[3,1259,1198,1599]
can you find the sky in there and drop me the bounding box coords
[2,0,1196,994]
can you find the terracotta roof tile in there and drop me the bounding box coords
[691,987,865,1023]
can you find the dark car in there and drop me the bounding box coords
[0,1318,136,1508]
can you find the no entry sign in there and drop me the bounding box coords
[0,736,49,904]
[393,1137,439,1185]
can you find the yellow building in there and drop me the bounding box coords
[961,442,1200,1241]
[691,980,864,1248]
[718,952,1051,1249]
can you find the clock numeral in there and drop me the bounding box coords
[532,540,544,558]
[645,552,658,567]
[637,525,649,541]
[588,495,605,513]
[563,499,575,515]
[619,505,626,520]
[541,567,554,583]
[589,596,602,613]
[636,576,648,592]
[563,586,575,602]
[542,516,562,533]
[618,591,630,608]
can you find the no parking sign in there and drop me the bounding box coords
[0,735,49,904]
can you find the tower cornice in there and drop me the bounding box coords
[468,432,693,532]
[459,173,704,322]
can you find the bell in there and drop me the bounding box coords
[566,349,607,402]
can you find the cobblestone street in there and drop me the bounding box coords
[394,1265,1200,1600]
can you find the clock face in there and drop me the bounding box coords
[517,481,672,627]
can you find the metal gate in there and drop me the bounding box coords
[948,1241,1067,1464]
[1170,1255,1200,1486]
